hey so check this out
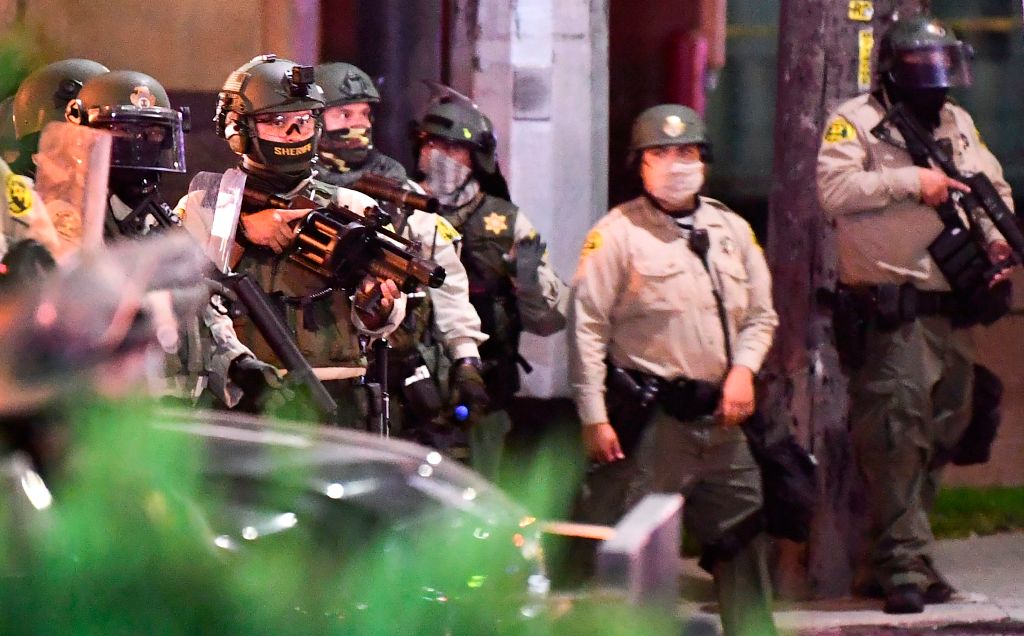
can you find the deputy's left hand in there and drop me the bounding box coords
[987,240,1014,287]
[716,365,755,427]
[513,235,546,288]
[353,276,400,329]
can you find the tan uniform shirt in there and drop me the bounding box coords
[569,196,778,425]
[333,186,487,360]
[817,93,1014,289]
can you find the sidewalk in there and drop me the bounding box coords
[679,533,1024,635]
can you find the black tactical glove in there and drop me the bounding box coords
[449,357,490,426]
[514,235,546,289]
[229,354,290,413]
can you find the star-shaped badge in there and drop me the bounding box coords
[483,212,508,235]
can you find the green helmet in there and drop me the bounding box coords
[67,70,188,173]
[416,90,498,174]
[5,58,109,175]
[629,104,707,154]
[877,14,972,89]
[215,54,324,173]
[12,58,109,140]
[315,62,379,106]
[0,97,19,168]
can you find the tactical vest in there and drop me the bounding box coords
[234,177,365,368]
[447,193,522,405]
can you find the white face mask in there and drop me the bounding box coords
[642,159,704,210]
[419,148,478,207]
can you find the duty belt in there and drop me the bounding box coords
[841,283,960,321]
[609,365,720,422]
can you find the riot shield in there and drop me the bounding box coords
[32,122,112,258]
[181,169,245,274]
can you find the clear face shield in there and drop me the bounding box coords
[891,43,974,90]
[87,106,188,173]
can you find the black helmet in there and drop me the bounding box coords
[215,54,325,173]
[315,62,379,106]
[67,70,188,173]
[5,58,109,175]
[877,14,973,90]
[414,85,498,175]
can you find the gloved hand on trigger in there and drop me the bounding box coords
[229,354,291,412]
[449,357,490,426]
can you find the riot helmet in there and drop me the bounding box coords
[878,14,973,91]
[630,105,709,211]
[215,54,325,174]
[414,86,498,176]
[628,104,710,164]
[315,62,378,171]
[6,58,109,175]
[317,62,380,106]
[67,70,188,174]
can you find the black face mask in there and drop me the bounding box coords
[318,127,372,171]
[885,81,949,130]
[255,136,317,173]
[107,170,178,236]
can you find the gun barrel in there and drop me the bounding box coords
[352,173,440,214]
[964,174,1024,261]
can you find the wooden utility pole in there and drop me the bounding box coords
[765,0,925,598]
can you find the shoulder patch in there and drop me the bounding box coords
[6,173,32,218]
[580,229,603,258]
[435,215,459,243]
[824,117,857,143]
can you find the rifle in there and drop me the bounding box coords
[874,102,1024,287]
[212,270,339,422]
[242,187,446,294]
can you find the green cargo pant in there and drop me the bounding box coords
[569,409,774,630]
[850,316,974,591]
[628,409,777,636]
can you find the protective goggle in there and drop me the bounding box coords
[253,111,318,137]
[890,42,974,89]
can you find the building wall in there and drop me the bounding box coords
[14,0,264,91]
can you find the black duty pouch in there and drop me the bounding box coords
[874,283,904,331]
[829,286,871,370]
[659,377,720,422]
[927,225,989,292]
[951,364,1003,466]
[953,280,1012,328]
[604,364,660,456]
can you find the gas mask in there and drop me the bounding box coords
[419,147,478,208]
[319,126,372,171]
[642,159,705,211]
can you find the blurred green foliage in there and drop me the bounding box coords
[0,24,54,100]
[932,486,1024,539]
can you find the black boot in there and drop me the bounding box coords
[924,580,955,604]
[884,584,925,614]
